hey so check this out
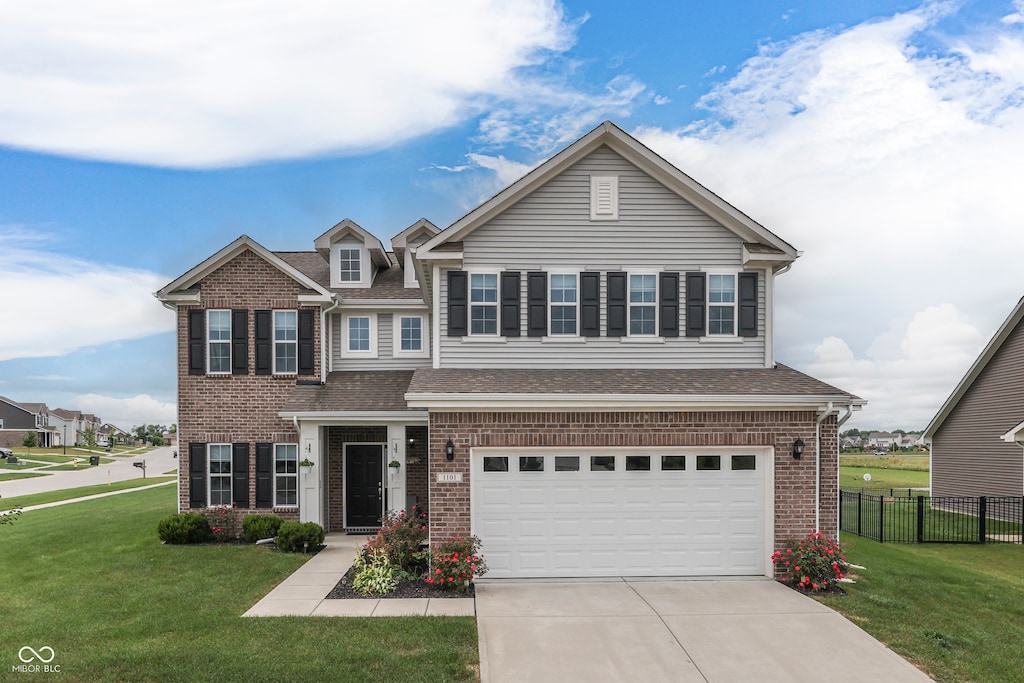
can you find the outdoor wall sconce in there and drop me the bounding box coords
[445,439,455,461]
[407,436,416,448]
[792,438,805,459]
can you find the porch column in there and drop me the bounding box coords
[387,424,407,514]
[298,422,322,525]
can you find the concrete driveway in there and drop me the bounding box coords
[475,577,930,683]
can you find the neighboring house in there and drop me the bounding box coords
[0,396,45,448]
[924,297,1024,498]
[841,436,863,450]
[50,409,83,447]
[157,121,863,579]
[98,423,130,447]
[866,432,898,449]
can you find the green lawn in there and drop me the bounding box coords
[0,471,48,481]
[17,453,108,465]
[839,466,929,490]
[0,486,479,682]
[815,535,1024,682]
[0,477,176,510]
[841,455,930,471]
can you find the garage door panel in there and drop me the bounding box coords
[473,450,767,578]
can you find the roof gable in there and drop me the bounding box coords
[418,121,798,263]
[390,218,440,263]
[925,296,1024,438]
[313,219,390,268]
[156,235,334,303]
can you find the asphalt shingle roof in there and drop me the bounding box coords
[282,371,418,413]
[274,251,423,300]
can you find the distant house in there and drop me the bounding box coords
[866,432,898,449]
[924,297,1024,497]
[50,409,83,447]
[841,435,863,449]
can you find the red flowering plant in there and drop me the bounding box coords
[200,505,242,542]
[359,506,429,578]
[426,536,488,592]
[771,531,849,593]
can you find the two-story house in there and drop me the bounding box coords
[157,122,862,579]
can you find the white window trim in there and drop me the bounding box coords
[331,240,371,288]
[274,443,299,508]
[342,313,378,358]
[548,271,580,337]
[468,270,501,337]
[206,309,232,374]
[627,270,659,338]
[0,419,4,429]
[208,443,232,507]
[705,269,739,338]
[590,175,619,221]
[273,310,298,375]
[394,313,429,358]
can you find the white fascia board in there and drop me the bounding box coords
[279,410,429,425]
[157,292,201,304]
[339,299,428,309]
[742,244,796,267]
[298,294,334,305]
[415,252,464,262]
[1001,419,1024,444]
[405,392,866,411]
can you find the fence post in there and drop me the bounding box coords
[857,492,862,536]
[979,496,987,544]
[879,494,885,542]
[916,495,924,543]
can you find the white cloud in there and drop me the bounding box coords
[0,1,580,168]
[635,3,1024,428]
[0,230,174,361]
[654,95,671,106]
[74,393,177,430]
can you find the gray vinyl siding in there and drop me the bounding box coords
[330,312,431,371]
[438,146,767,369]
[932,317,1024,497]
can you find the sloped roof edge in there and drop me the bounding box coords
[418,121,798,259]
[924,296,1024,438]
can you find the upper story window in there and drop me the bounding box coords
[207,310,231,374]
[550,273,578,335]
[708,274,736,335]
[342,313,378,357]
[338,248,361,282]
[470,273,498,335]
[629,274,657,336]
[274,310,297,373]
[208,444,232,506]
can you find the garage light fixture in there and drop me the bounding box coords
[445,439,455,461]
[792,438,805,459]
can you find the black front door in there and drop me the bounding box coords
[345,444,384,527]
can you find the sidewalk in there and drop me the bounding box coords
[0,445,177,498]
[243,533,475,617]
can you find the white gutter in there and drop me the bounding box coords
[815,401,834,533]
[405,392,865,411]
[321,295,343,382]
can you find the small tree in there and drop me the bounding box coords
[23,431,38,456]
[83,426,98,450]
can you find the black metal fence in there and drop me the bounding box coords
[839,490,1024,544]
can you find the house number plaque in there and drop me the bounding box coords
[436,472,463,483]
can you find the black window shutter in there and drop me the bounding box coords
[298,309,315,375]
[231,309,248,375]
[189,442,207,508]
[255,310,272,374]
[580,272,601,337]
[738,272,758,337]
[255,443,273,508]
[232,442,250,508]
[447,270,468,337]
[500,271,521,337]
[527,272,547,337]
[659,272,680,337]
[188,310,205,375]
[685,272,707,337]
[606,271,627,337]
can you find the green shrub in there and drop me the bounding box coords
[199,505,242,541]
[428,535,488,592]
[242,514,283,543]
[276,521,325,552]
[157,512,212,545]
[771,531,849,592]
[359,506,429,576]
[351,549,397,595]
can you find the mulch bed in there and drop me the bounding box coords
[326,565,475,600]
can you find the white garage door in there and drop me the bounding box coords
[472,449,770,578]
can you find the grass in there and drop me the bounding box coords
[38,460,117,471]
[17,453,108,465]
[0,477,175,509]
[0,486,479,682]
[815,535,1024,682]
[0,471,48,481]
[839,466,929,490]
[841,454,930,471]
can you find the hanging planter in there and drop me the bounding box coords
[299,458,314,475]
[388,459,401,475]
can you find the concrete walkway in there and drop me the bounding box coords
[476,577,930,683]
[243,533,475,618]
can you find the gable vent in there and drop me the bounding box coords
[590,175,619,220]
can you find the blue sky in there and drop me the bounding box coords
[2,0,1023,430]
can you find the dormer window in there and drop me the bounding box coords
[338,248,361,282]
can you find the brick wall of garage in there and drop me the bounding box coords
[428,410,839,560]
[176,248,320,518]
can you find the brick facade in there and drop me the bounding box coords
[427,410,839,559]
[177,249,320,518]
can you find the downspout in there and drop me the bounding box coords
[815,401,834,532]
[321,294,343,383]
